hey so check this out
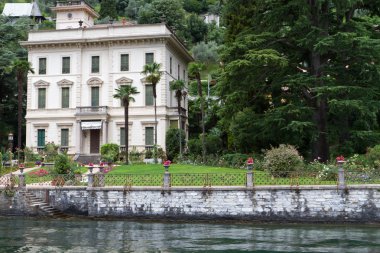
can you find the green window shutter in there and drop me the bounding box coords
[145,53,154,65]
[145,127,154,146]
[170,120,178,129]
[91,56,100,73]
[39,58,46,75]
[91,87,99,107]
[120,127,125,146]
[38,88,46,109]
[120,54,129,71]
[37,129,45,147]
[61,87,70,108]
[62,57,70,74]
[145,85,154,106]
[177,64,180,80]
[170,57,172,74]
[61,129,69,147]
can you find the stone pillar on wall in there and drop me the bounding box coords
[102,120,108,145]
[76,120,81,154]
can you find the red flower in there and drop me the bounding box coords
[19,163,25,168]
[336,155,345,162]
[247,157,254,165]
[163,160,171,166]
[88,162,94,167]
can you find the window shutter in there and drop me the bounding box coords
[120,127,125,146]
[145,127,154,146]
[91,56,100,73]
[145,85,154,106]
[39,58,46,75]
[37,129,45,147]
[61,129,69,146]
[91,87,99,107]
[120,54,129,71]
[61,87,70,108]
[62,57,70,74]
[38,88,46,109]
[145,53,154,65]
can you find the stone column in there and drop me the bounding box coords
[88,173,94,187]
[18,174,25,188]
[337,161,345,190]
[76,120,81,154]
[163,172,171,188]
[102,120,107,145]
[246,171,253,188]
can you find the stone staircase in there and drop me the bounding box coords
[74,154,101,164]
[20,190,70,218]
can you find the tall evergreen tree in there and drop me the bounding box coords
[219,0,380,160]
[169,79,186,157]
[99,0,118,19]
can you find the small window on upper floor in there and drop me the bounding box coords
[145,53,154,65]
[170,57,172,74]
[177,64,180,80]
[120,54,129,71]
[145,84,154,106]
[62,57,70,74]
[91,56,100,73]
[39,58,46,75]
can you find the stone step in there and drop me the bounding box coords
[22,190,71,219]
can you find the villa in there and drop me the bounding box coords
[21,0,192,161]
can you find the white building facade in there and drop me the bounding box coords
[22,1,192,158]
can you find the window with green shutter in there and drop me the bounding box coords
[170,120,178,129]
[61,87,70,108]
[177,64,180,80]
[145,127,154,146]
[62,57,70,74]
[38,88,46,109]
[91,56,100,73]
[37,129,45,147]
[39,58,46,75]
[120,127,125,146]
[120,54,129,71]
[61,129,69,147]
[145,85,154,106]
[170,57,172,74]
[145,53,154,65]
[91,87,99,106]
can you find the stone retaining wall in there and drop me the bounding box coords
[1,186,379,222]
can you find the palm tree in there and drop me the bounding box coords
[141,62,162,163]
[113,85,139,164]
[9,60,34,154]
[169,79,186,158]
[188,62,206,163]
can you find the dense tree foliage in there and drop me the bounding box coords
[218,0,380,160]
[0,17,29,149]
[99,0,118,19]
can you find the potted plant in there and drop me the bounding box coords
[74,169,82,181]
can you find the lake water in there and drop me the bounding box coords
[0,217,379,252]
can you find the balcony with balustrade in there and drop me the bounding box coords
[75,106,109,116]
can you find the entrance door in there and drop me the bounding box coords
[90,129,100,153]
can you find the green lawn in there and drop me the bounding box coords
[108,163,246,174]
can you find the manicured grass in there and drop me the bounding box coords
[108,163,246,175]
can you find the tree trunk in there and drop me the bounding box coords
[125,101,129,165]
[309,1,329,162]
[197,77,206,163]
[17,74,23,151]
[154,94,158,164]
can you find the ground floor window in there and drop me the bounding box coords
[37,129,45,147]
[120,127,125,146]
[145,127,154,147]
[61,128,69,147]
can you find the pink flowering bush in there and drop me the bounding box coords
[29,169,49,177]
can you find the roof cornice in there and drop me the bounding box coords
[21,34,194,62]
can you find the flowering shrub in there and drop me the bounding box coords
[336,155,345,162]
[163,160,171,166]
[29,169,49,177]
[263,144,304,177]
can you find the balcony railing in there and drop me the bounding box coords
[56,1,84,7]
[76,106,108,115]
